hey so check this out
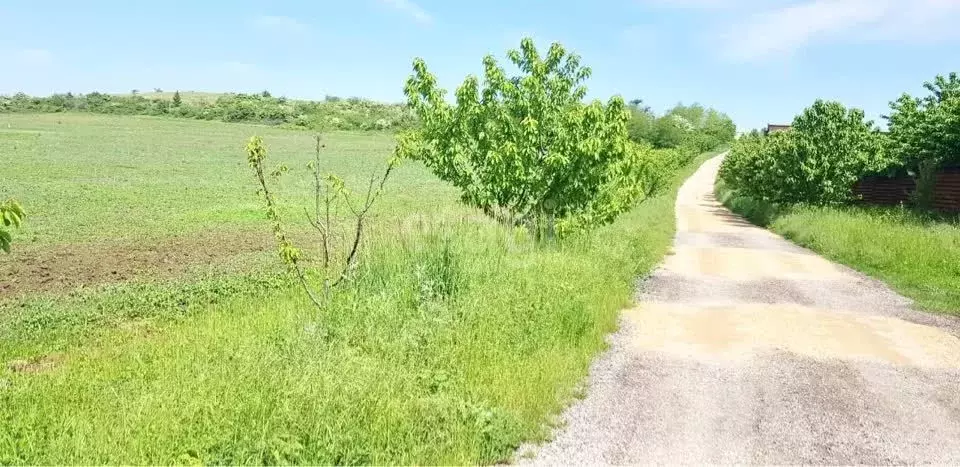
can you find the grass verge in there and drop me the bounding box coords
[716,181,960,315]
[1,150,718,465]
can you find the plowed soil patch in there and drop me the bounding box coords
[1,229,273,298]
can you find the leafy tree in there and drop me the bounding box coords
[701,108,738,149]
[0,199,25,253]
[172,90,182,106]
[653,113,691,149]
[668,103,706,129]
[719,131,795,202]
[886,72,960,209]
[628,98,651,113]
[624,101,735,153]
[658,104,736,151]
[720,100,884,205]
[396,38,663,238]
[626,103,657,145]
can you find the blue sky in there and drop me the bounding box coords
[2,0,959,130]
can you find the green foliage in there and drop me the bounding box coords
[887,72,960,167]
[625,102,736,155]
[720,100,884,205]
[714,179,785,227]
[886,72,960,208]
[0,148,719,464]
[0,198,25,253]
[0,91,417,131]
[626,100,657,144]
[397,38,664,237]
[653,113,691,149]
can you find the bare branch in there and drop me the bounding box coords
[304,207,325,233]
[246,135,397,310]
[331,216,364,287]
[291,260,324,309]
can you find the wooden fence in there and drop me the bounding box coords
[853,166,960,212]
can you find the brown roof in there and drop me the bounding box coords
[765,124,792,134]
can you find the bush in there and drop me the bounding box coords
[652,113,691,148]
[0,198,25,253]
[719,100,884,205]
[397,38,666,238]
[0,91,417,132]
[625,102,736,157]
[626,102,657,144]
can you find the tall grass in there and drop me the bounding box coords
[1,150,719,464]
[716,183,960,315]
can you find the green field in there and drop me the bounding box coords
[1,113,714,464]
[1,113,454,246]
[125,91,227,104]
[717,184,960,315]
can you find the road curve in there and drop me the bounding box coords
[521,155,960,465]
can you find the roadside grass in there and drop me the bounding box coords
[716,182,960,315]
[0,117,719,464]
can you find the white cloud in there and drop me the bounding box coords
[860,0,960,43]
[720,0,883,61]
[252,15,309,36]
[379,0,433,25]
[716,0,960,62]
[15,48,53,66]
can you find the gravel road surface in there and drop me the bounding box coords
[521,155,960,465]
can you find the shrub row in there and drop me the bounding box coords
[720,72,960,208]
[0,92,418,131]
[719,100,887,205]
[626,101,736,155]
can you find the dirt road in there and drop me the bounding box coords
[523,155,960,465]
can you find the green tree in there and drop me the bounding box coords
[626,103,657,145]
[0,199,25,253]
[720,100,884,205]
[668,103,706,129]
[701,108,737,148]
[396,38,662,238]
[886,72,960,209]
[654,104,736,151]
[653,113,691,149]
[172,90,182,107]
